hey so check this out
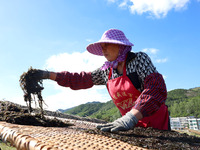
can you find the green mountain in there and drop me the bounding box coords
[166,87,200,117]
[58,101,101,113]
[64,87,200,121]
[64,100,121,122]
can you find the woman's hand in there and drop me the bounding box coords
[32,70,50,80]
[96,111,138,132]
[32,69,57,80]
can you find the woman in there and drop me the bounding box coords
[34,29,169,132]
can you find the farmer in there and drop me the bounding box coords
[34,29,170,132]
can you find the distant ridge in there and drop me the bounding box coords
[57,101,101,113]
[62,87,200,122]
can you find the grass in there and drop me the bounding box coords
[0,140,16,150]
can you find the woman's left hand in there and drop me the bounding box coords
[96,112,138,132]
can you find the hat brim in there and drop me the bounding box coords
[87,40,134,56]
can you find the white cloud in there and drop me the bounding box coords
[45,86,110,111]
[45,51,106,72]
[162,75,167,79]
[142,48,159,55]
[116,0,190,18]
[119,0,129,7]
[86,39,92,42]
[42,51,111,111]
[155,58,168,63]
[107,0,117,3]
[142,48,167,64]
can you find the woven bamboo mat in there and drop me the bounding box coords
[0,120,146,150]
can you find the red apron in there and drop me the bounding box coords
[106,63,169,130]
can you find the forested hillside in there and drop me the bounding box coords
[64,87,200,121]
[64,101,121,122]
[166,87,200,117]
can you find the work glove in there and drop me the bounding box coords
[96,112,138,132]
[32,69,50,80]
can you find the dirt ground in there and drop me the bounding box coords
[0,100,200,150]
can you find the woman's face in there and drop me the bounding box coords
[101,43,120,61]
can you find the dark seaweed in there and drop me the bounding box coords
[86,128,200,149]
[0,101,72,127]
[0,101,200,149]
[19,67,45,117]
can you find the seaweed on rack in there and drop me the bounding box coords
[19,67,45,118]
[85,127,200,149]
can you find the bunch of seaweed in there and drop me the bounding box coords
[19,67,45,118]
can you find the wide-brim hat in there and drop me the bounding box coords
[86,29,134,56]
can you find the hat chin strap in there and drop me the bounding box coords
[101,46,131,70]
[101,60,118,70]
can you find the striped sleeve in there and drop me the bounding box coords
[55,71,94,90]
[133,73,167,117]
[91,67,110,85]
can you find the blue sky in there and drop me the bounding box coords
[0,0,200,111]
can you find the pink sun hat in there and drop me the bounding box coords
[86,29,134,56]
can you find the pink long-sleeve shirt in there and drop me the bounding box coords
[55,52,167,118]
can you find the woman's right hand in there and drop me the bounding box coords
[32,69,50,80]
